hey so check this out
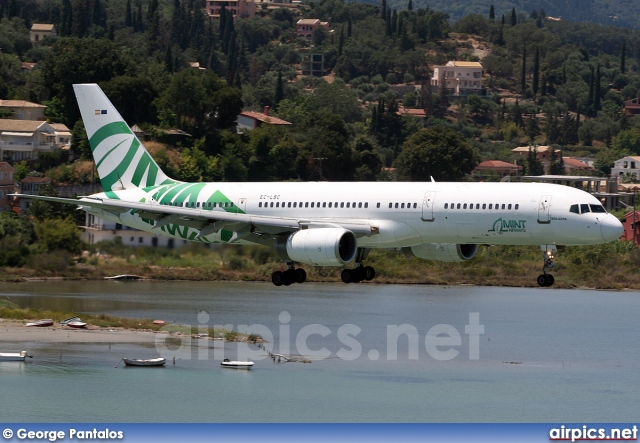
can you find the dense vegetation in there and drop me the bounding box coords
[1,0,640,285]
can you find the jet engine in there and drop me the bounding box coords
[276,228,358,266]
[402,243,478,262]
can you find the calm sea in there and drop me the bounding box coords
[0,281,639,422]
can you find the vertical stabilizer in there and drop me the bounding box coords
[73,83,173,192]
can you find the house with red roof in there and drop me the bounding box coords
[236,107,292,132]
[474,160,522,178]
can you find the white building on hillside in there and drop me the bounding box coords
[431,61,484,96]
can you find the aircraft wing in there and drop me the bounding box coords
[11,194,378,240]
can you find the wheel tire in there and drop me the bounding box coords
[272,271,284,286]
[283,269,295,286]
[545,274,555,287]
[352,267,365,283]
[537,274,547,287]
[295,268,307,284]
[341,269,352,284]
[364,266,376,281]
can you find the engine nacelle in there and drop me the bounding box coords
[276,228,358,266]
[403,243,478,262]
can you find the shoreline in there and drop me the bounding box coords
[0,320,179,344]
[0,275,631,291]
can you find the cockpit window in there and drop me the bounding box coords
[590,204,606,213]
[570,204,579,214]
[580,204,591,213]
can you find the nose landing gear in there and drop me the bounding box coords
[537,245,557,287]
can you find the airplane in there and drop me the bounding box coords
[13,84,624,287]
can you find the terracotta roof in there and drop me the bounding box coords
[446,61,482,68]
[0,100,46,108]
[562,157,593,169]
[240,111,291,125]
[476,160,522,170]
[20,176,51,184]
[0,119,47,131]
[297,19,321,25]
[21,62,37,71]
[396,107,426,118]
[511,145,559,154]
[49,123,71,132]
[31,24,55,32]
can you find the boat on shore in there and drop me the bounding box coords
[59,316,81,325]
[0,351,32,361]
[67,321,87,328]
[220,359,254,369]
[26,319,54,327]
[122,357,166,367]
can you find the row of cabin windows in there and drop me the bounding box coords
[259,201,370,209]
[444,203,520,210]
[161,201,234,209]
[388,202,418,209]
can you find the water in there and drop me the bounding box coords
[1,281,639,422]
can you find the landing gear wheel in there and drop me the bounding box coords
[537,274,554,287]
[272,271,284,286]
[352,267,366,283]
[363,266,375,281]
[282,269,295,286]
[341,269,353,284]
[295,268,307,284]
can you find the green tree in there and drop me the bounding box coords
[525,147,545,176]
[397,125,479,181]
[41,38,133,125]
[34,218,84,255]
[532,46,540,98]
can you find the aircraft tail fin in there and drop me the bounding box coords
[73,83,174,192]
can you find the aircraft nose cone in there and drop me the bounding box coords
[601,215,624,242]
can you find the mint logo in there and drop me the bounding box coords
[488,218,527,233]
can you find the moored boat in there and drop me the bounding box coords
[59,316,81,325]
[0,351,31,361]
[26,319,54,327]
[220,359,254,369]
[67,321,87,328]
[122,357,166,367]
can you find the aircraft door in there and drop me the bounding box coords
[237,197,247,213]
[421,191,435,222]
[538,195,551,224]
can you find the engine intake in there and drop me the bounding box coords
[276,228,358,266]
[403,243,478,262]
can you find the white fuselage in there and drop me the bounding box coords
[84,181,622,248]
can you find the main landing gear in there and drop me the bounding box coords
[537,245,557,287]
[341,265,376,283]
[341,247,376,284]
[272,263,306,287]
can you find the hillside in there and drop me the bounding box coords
[383,0,640,30]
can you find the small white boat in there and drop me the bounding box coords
[67,321,87,328]
[122,357,166,367]
[59,316,81,325]
[26,319,54,327]
[0,351,31,361]
[220,359,254,369]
